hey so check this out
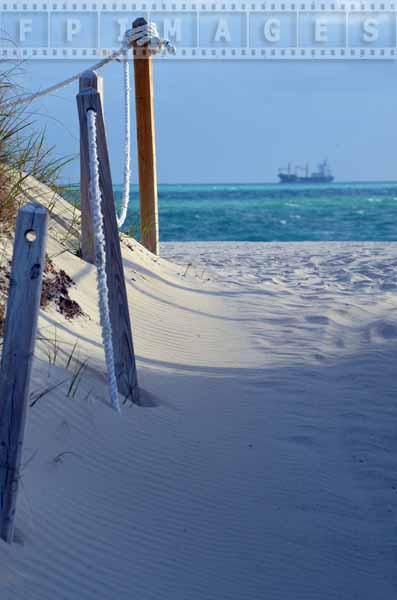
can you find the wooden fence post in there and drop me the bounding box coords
[133,17,160,256]
[0,203,48,543]
[77,73,139,403]
[79,70,104,264]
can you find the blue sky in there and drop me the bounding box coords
[11,8,397,184]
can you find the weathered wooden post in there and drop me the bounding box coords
[79,70,104,264]
[133,17,160,256]
[0,203,48,543]
[77,72,139,403]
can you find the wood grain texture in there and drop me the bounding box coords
[133,17,160,256]
[76,80,139,404]
[0,203,48,543]
[78,70,104,264]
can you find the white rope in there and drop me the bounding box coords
[3,21,175,112]
[3,51,122,111]
[87,108,121,414]
[117,56,131,228]
[116,21,175,228]
[2,20,175,236]
[3,21,174,235]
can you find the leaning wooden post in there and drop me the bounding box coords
[79,70,104,264]
[133,17,160,256]
[0,203,48,543]
[77,73,139,403]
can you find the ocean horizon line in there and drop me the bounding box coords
[64,180,397,188]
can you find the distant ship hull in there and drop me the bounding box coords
[278,173,334,184]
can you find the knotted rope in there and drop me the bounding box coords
[87,108,120,413]
[3,21,174,231]
[117,22,175,227]
[3,22,174,111]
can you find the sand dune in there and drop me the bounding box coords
[0,187,396,598]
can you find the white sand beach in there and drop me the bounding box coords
[1,184,396,599]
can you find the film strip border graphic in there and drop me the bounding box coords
[2,2,397,59]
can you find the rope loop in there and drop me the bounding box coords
[117,20,174,228]
[116,57,131,228]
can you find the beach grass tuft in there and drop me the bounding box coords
[0,67,71,236]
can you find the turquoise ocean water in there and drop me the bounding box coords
[67,182,397,242]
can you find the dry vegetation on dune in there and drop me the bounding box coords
[41,257,84,320]
[0,254,84,336]
[0,67,81,330]
[0,66,70,235]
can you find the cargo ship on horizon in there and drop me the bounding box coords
[278,159,334,184]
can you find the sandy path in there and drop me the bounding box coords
[0,218,396,598]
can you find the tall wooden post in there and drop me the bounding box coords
[77,73,139,404]
[79,70,104,264]
[0,203,48,543]
[133,17,160,256]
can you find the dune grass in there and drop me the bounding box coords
[0,66,73,329]
[0,66,70,236]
